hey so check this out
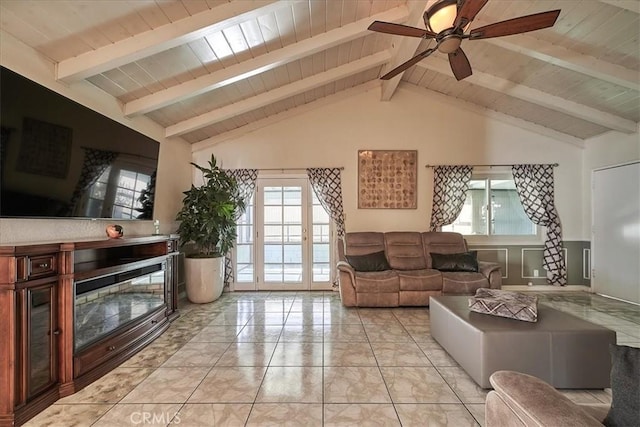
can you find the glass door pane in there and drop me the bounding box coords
[236,194,255,283]
[262,185,304,286]
[74,265,165,350]
[311,191,331,283]
[28,284,55,397]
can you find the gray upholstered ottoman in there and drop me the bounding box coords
[430,296,616,389]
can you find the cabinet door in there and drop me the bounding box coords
[26,283,58,398]
[167,255,181,318]
[165,258,174,317]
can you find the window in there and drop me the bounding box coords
[86,160,154,219]
[443,174,537,238]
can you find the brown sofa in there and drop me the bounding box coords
[337,231,502,307]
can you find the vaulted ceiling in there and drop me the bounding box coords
[1,0,638,149]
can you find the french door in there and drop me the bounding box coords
[233,177,332,291]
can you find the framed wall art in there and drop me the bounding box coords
[358,150,417,209]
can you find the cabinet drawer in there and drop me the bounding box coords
[74,309,167,377]
[16,254,58,281]
[30,255,57,277]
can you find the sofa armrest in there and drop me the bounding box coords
[337,260,354,273]
[486,371,603,427]
[337,261,357,306]
[478,261,502,289]
[478,260,499,276]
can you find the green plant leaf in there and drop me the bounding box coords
[175,154,244,258]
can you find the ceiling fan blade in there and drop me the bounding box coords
[469,10,561,39]
[368,21,436,38]
[454,0,489,29]
[448,48,472,81]
[380,48,437,80]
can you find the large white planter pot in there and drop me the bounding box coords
[184,256,224,304]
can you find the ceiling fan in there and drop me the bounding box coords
[368,0,560,81]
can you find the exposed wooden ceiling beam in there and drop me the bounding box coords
[415,59,638,133]
[380,0,433,101]
[166,50,392,138]
[598,0,640,13]
[125,6,409,117]
[472,19,640,90]
[56,0,285,82]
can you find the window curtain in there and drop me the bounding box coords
[512,164,567,285]
[223,169,258,285]
[429,165,473,231]
[307,168,346,287]
[68,148,118,214]
[306,168,346,238]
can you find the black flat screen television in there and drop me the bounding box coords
[0,66,159,219]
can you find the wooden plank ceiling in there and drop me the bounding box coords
[1,0,638,148]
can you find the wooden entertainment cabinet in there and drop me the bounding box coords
[0,235,180,426]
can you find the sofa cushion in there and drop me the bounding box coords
[384,232,428,270]
[353,270,399,293]
[344,232,385,256]
[468,288,538,322]
[345,251,391,272]
[431,251,479,272]
[604,344,640,427]
[397,269,442,291]
[441,272,488,295]
[421,232,468,268]
[357,292,399,307]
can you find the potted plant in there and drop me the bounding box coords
[176,154,245,303]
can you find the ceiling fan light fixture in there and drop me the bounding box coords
[368,1,561,82]
[425,0,458,33]
[437,34,462,53]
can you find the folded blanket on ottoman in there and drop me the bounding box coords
[468,288,538,322]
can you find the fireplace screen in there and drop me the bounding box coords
[74,263,165,351]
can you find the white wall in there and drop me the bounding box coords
[582,129,640,238]
[0,31,192,244]
[195,83,585,240]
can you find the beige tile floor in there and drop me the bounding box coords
[26,291,639,426]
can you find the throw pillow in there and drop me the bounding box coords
[603,344,640,427]
[345,251,391,272]
[468,288,538,322]
[431,251,479,272]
